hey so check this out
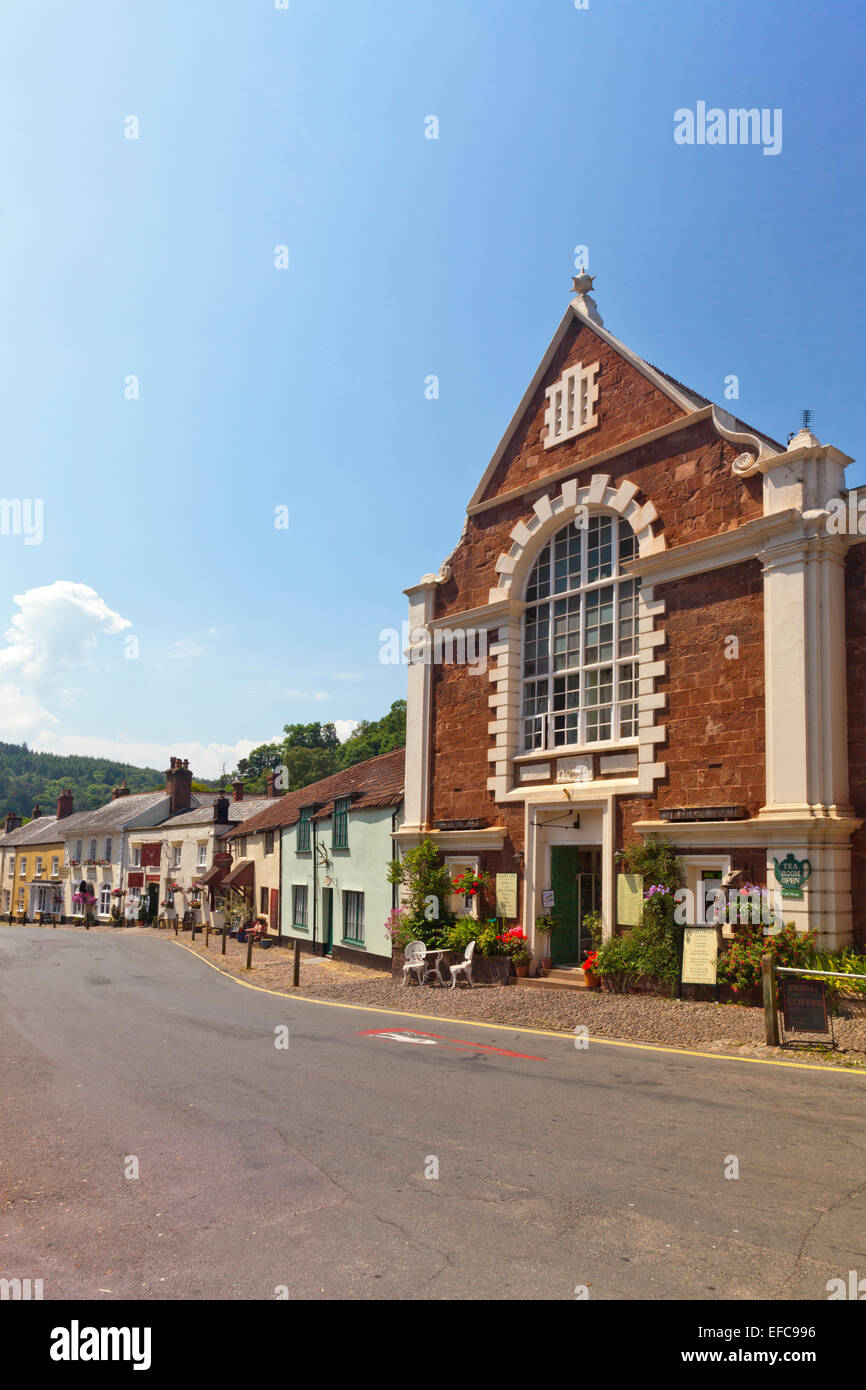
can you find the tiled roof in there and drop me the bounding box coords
[224,748,405,839]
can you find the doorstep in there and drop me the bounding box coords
[520,967,592,992]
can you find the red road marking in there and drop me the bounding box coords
[358,1029,546,1060]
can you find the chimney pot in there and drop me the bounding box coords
[232,780,244,803]
[57,789,74,819]
[31,803,42,820]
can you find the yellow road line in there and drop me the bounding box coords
[168,939,864,1078]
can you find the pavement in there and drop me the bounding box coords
[1,925,864,1301]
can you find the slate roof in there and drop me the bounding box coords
[224,748,405,838]
[0,815,62,847]
[164,797,273,829]
[54,792,170,835]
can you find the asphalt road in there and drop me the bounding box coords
[1,926,863,1301]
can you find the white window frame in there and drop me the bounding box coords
[98,883,112,916]
[105,837,113,862]
[34,856,43,877]
[196,842,207,868]
[51,855,59,877]
[521,514,641,754]
[445,856,480,919]
[131,845,142,868]
[171,844,182,869]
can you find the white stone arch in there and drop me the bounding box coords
[485,474,668,800]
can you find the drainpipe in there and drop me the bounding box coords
[312,817,319,954]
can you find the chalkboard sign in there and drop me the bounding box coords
[781,976,829,1035]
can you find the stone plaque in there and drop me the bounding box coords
[617,873,644,926]
[495,873,518,919]
[599,752,638,773]
[519,762,551,783]
[556,756,592,784]
[681,927,718,985]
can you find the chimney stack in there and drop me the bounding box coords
[112,779,130,800]
[165,756,193,815]
[266,771,279,799]
[4,812,22,834]
[232,779,244,803]
[31,803,42,820]
[56,789,74,819]
[213,795,230,824]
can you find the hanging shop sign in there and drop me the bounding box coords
[773,854,812,900]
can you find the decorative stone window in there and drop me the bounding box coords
[544,361,600,449]
[521,514,640,751]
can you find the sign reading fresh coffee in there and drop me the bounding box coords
[773,854,812,900]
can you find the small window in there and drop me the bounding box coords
[51,856,59,876]
[7,859,13,876]
[260,887,269,915]
[292,884,308,928]
[264,830,274,856]
[196,843,207,867]
[75,840,83,862]
[105,837,112,862]
[343,891,364,944]
[297,808,312,853]
[131,845,142,868]
[19,859,26,877]
[172,844,182,868]
[89,839,97,862]
[333,797,350,851]
[98,883,111,916]
[544,360,600,448]
[35,856,43,876]
[236,836,247,858]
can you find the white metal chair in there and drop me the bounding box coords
[402,940,427,987]
[450,940,476,989]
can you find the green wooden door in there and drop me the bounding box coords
[322,888,333,954]
[550,847,580,963]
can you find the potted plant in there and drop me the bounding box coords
[582,949,601,988]
[536,913,557,972]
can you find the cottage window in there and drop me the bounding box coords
[333,797,350,851]
[343,891,364,943]
[105,837,112,862]
[75,840,83,862]
[89,839,97,862]
[171,844,182,869]
[264,830,274,856]
[131,845,142,868]
[521,515,640,750]
[18,858,25,877]
[196,842,207,868]
[35,856,43,877]
[51,856,59,876]
[297,809,312,853]
[292,884,308,928]
[98,883,111,916]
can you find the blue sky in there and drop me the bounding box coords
[0,0,863,777]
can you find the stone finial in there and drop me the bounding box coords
[570,272,603,327]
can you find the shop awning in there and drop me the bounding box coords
[197,863,227,887]
[223,859,253,888]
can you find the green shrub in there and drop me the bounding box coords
[444,917,479,953]
[716,922,814,992]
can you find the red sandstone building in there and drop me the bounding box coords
[399,274,863,959]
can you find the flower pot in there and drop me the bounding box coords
[582,968,600,989]
[541,956,552,972]
[515,963,529,977]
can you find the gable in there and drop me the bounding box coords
[471,305,701,509]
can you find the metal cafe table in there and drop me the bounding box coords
[421,948,451,987]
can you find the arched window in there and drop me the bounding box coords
[521,514,640,751]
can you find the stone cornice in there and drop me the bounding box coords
[627,510,806,585]
[634,816,863,845]
[428,598,525,631]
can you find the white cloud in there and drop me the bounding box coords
[32,734,259,782]
[0,582,132,743]
[335,719,359,742]
[283,688,330,701]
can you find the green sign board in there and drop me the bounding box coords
[772,854,812,900]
